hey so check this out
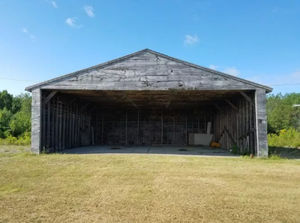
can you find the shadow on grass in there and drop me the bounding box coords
[269,146,300,159]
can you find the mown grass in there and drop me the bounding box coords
[0,147,300,223]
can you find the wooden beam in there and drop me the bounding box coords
[43,91,57,105]
[122,93,138,109]
[240,91,253,104]
[225,99,238,111]
[214,103,222,111]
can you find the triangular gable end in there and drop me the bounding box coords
[25,49,272,92]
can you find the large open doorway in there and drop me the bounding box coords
[40,90,256,155]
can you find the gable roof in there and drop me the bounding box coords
[25,48,272,92]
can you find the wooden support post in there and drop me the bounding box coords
[255,89,268,157]
[31,89,42,154]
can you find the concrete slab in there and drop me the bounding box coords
[62,145,237,157]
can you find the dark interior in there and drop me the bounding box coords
[41,90,256,154]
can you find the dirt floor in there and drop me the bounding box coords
[62,145,236,157]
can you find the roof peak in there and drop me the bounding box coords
[25,49,272,92]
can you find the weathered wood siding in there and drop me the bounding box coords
[31,89,41,154]
[94,109,214,146]
[255,89,268,157]
[214,92,256,155]
[40,52,260,91]
[41,93,93,153]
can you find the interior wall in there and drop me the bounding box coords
[213,92,256,154]
[94,109,214,146]
[41,92,94,153]
[41,91,217,151]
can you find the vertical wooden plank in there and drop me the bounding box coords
[58,102,62,151]
[101,113,104,144]
[62,103,65,150]
[47,101,51,149]
[125,111,128,145]
[42,98,46,151]
[137,110,140,145]
[71,104,74,147]
[51,99,55,152]
[173,117,175,144]
[55,99,59,152]
[161,111,163,144]
[186,116,188,145]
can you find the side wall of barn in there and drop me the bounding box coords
[213,92,256,155]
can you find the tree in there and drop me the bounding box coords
[0,108,12,138]
[0,90,13,110]
[9,93,31,137]
[267,93,300,133]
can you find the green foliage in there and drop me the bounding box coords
[268,128,300,148]
[0,90,31,144]
[0,90,13,110]
[267,93,300,133]
[230,144,239,154]
[0,132,31,145]
[9,111,31,136]
[0,108,12,138]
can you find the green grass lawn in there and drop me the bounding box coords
[1,147,300,222]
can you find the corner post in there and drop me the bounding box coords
[31,89,42,154]
[255,88,268,157]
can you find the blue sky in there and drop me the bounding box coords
[0,0,299,95]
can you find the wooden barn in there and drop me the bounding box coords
[26,49,272,156]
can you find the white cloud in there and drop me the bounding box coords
[22,27,36,40]
[51,1,57,8]
[209,65,218,70]
[223,67,240,76]
[184,34,199,45]
[65,17,81,28]
[84,5,95,17]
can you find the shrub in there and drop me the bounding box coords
[268,128,300,148]
[0,132,31,145]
